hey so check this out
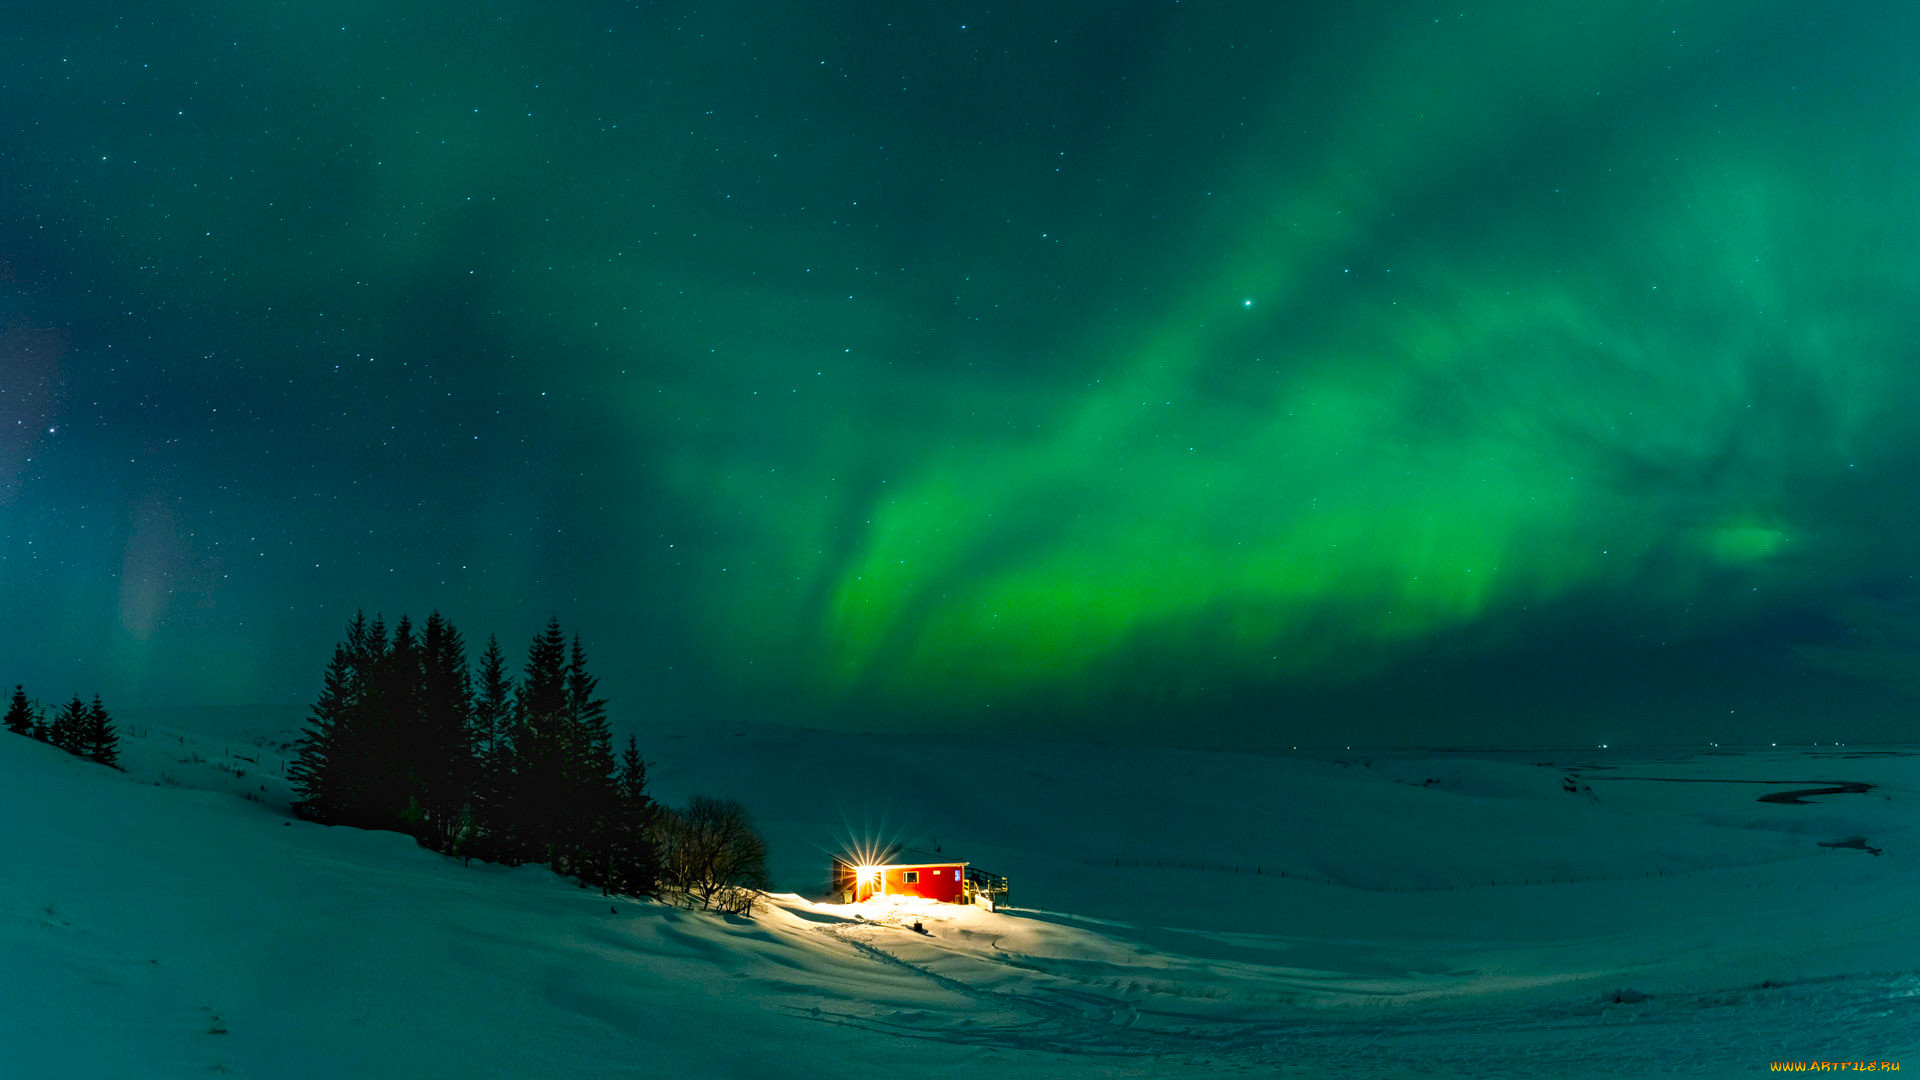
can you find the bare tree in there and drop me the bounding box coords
[661,795,769,914]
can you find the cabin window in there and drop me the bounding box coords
[904,871,919,884]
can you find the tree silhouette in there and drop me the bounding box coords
[560,634,618,880]
[371,615,420,832]
[468,634,515,858]
[602,735,661,896]
[288,610,678,901]
[417,611,475,852]
[48,696,88,754]
[291,619,363,823]
[79,696,119,767]
[500,617,569,865]
[3,685,35,736]
[294,611,408,830]
[662,796,769,913]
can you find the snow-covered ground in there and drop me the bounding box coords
[4,710,1915,1077]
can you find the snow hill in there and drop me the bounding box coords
[4,710,1917,1077]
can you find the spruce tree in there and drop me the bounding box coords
[505,617,569,865]
[49,696,88,754]
[606,735,661,896]
[3,685,34,736]
[360,612,389,665]
[329,611,390,828]
[80,695,119,767]
[287,610,637,883]
[468,634,515,855]
[566,636,616,783]
[520,618,569,720]
[294,610,408,828]
[373,615,421,833]
[472,635,513,760]
[291,635,357,822]
[418,611,475,852]
[561,634,618,881]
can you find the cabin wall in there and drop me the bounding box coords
[882,863,965,903]
[831,859,971,903]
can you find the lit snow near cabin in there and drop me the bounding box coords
[4,709,1918,1078]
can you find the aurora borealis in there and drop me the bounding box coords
[4,1,1919,745]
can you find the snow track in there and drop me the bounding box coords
[814,907,1920,1068]
[803,909,1920,1075]
[813,921,1159,1056]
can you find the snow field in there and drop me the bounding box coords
[4,710,1916,1076]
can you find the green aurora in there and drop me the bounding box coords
[3,1,1918,744]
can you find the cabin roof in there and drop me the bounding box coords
[834,847,967,870]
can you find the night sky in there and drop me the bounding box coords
[4,2,1918,747]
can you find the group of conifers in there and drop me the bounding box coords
[290,611,767,910]
[5,611,767,911]
[3,684,120,767]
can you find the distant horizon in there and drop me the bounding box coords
[89,701,1917,757]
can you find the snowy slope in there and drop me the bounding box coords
[4,715,1917,1077]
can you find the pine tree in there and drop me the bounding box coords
[468,635,515,856]
[501,617,569,866]
[472,635,513,761]
[293,610,409,829]
[291,634,357,822]
[328,611,390,828]
[566,636,615,783]
[287,610,636,882]
[79,695,119,767]
[605,735,661,896]
[360,612,389,665]
[417,611,475,852]
[338,613,416,833]
[520,618,569,720]
[48,696,88,754]
[561,634,618,881]
[3,685,35,736]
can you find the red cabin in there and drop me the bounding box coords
[830,853,1011,909]
[832,856,967,903]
